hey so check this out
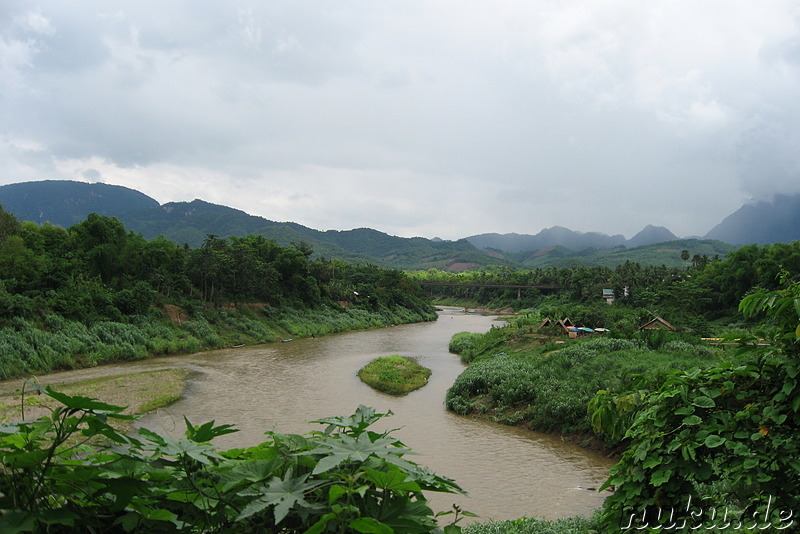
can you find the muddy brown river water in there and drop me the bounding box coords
[0,307,614,523]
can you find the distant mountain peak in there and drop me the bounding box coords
[705,193,800,245]
[627,225,678,248]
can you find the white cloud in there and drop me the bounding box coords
[17,9,55,36]
[1,0,800,240]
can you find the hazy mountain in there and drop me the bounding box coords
[466,224,676,253]
[511,239,733,269]
[466,226,627,253]
[626,225,678,248]
[705,194,800,245]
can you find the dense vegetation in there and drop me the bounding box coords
[596,277,800,531]
[442,246,800,532]
[446,333,729,440]
[0,391,469,533]
[0,207,435,379]
[414,240,800,331]
[358,355,432,396]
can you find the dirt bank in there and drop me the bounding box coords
[0,368,193,426]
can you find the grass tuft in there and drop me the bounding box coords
[358,355,431,395]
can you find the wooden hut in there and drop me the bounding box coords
[638,317,677,332]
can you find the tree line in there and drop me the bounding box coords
[412,241,800,334]
[0,207,433,326]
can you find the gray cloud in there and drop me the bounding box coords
[2,1,799,240]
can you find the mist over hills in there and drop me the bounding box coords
[0,180,796,270]
[705,194,800,245]
[464,224,678,252]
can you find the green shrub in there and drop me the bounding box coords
[448,328,515,363]
[447,337,729,437]
[599,276,800,532]
[358,355,432,395]
[0,389,467,533]
[449,332,484,357]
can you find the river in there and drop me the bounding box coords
[2,307,614,523]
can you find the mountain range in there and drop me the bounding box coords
[1,180,796,271]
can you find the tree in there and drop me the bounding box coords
[0,206,20,242]
[69,214,129,285]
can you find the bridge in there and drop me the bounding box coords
[417,281,562,310]
[417,282,561,291]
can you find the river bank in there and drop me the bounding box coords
[0,368,192,436]
[0,302,437,382]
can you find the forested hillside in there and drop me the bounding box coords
[0,207,435,379]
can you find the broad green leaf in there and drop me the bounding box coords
[312,405,392,436]
[682,415,703,426]
[0,511,36,534]
[1,433,29,450]
[237,470,324,524]
[184,417,238,443]
[350,517,394,534]
[143,508,178,522]
[37,508,76,527]
[642,457,661,469]
[363,495,435,532]
[0,423,20,434]
[115,512,141,531]
[743,458,759,469]
[363,465,422,493]
[4,448,49,468]
[226,458,281,485]
[84,417,133,444]
[692,396,716,409]
[300,433,413,475]
[704,434,726,448]
[329,484,347,505]
[650,469,672,486]
[304,512,337,534]
[27,381,128,415]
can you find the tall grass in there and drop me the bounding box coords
[357,355,431,395]
[464,515,600,534]
[273,305,434,338]
[0,303,438,380]
[0,315,206,379]
[446,335,728,436]
[449,328,515,363]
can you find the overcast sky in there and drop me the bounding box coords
[2,2,799,240]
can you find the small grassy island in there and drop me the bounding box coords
[358,355,431,395]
